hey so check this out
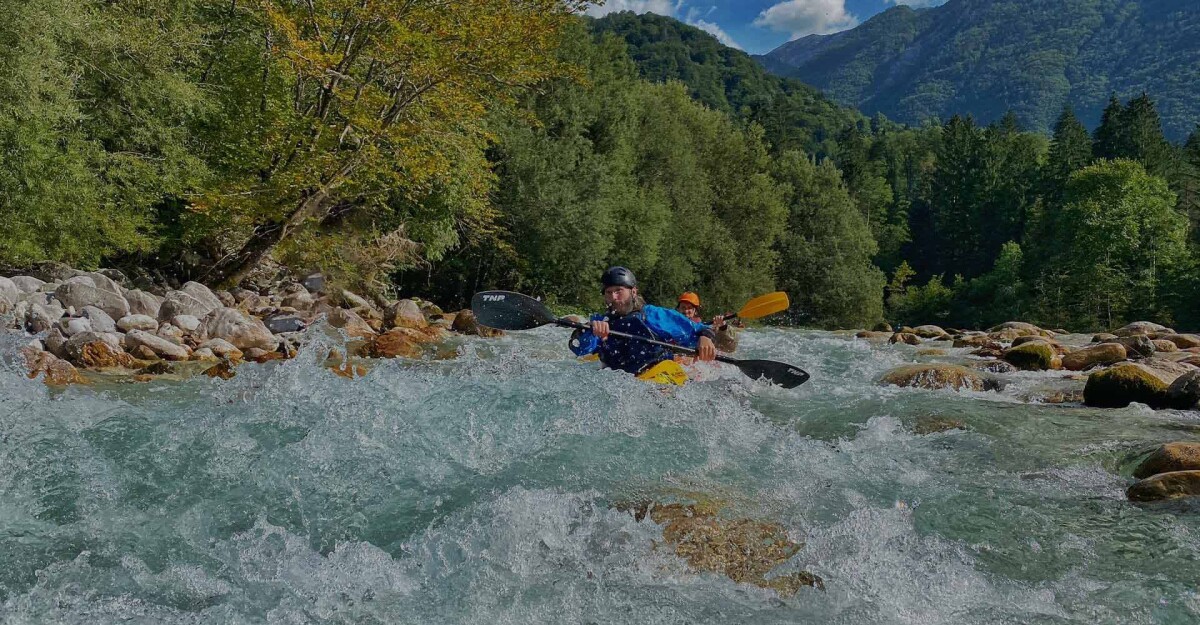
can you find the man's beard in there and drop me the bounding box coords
[608,296,640,316]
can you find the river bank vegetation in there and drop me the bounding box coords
[3,6,1199,333]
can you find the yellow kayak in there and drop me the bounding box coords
[578,354,689,386]
[635,359,689,386]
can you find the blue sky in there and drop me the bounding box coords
[584,0,947,55]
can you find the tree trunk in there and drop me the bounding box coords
[205,158,361,287]
[205,191,329,287]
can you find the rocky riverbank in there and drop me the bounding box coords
[1,263,499,385]
[864,320,1200,502]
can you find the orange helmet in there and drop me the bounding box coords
[677,292,701,308]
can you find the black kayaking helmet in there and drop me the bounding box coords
[601,266,637,291]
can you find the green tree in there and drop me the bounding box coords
[1039,159,1186,329]
[774,151,885,328]
[0,0,208,268]
[1043,106,1093,195]
[196,0,585,287]
[1092,95,1125,161]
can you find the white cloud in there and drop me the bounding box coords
[888,0,947,6]
[753,0,859,39]
[689,19,741,49]
[583,0,680,18]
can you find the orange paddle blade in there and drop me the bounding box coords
[736,291,790,320]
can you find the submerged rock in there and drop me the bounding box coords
[965,359,1017,374]
[888,332,921,346]
[451,309,504,338]
[879,364,999,392]
[912,325,949,339]
[1127,470,1200,502]
[913,416,967,434]
[1134,442,1200,479]
[622,501,823,596]
[23,349,87,386]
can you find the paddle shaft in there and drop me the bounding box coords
[557,318,740,365]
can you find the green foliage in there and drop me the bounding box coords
[590,11,864,157]
[774,152,885,328]
[0,0,209,268]
[887,274,955,327]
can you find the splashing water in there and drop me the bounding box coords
[1,326,1198,624]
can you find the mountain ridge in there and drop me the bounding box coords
[758,0,1200,140]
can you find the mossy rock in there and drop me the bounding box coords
[1134,442,1200,479]
[1003,342,1056,371]
[1083,363,1173,408]
[1127,470,1200,502]
[879,364,996,391]
[1061,343,1126,371]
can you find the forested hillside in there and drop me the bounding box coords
[4,5,1200,332]
[760,0,1200,141]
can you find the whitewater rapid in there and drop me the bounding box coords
[1,325,1198,623]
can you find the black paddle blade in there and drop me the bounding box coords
[470,291,558,331]
[733,359,810,388]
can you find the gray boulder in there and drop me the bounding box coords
[25,302,64,333]
[0,277,19,310]
[55,281,130,319]
[198,338,243,360]
[385,299,427,329]
[123,289,163,318]
[44,328,68,359]
[1166,370,1200,410]
[117,314,159,332]
[64,331,122,361]
[302,273,326,293]
[81,306,117,333]
[1103,335,1156,359]
[124,329,190,360]
[170,315,202,333]
[60,317,93,337]
[10,276,46,294]
[156,324,187,345]
[1113,321,1173,337]
[264,313,307,334]
[158,282,222,320]
[203,307,280,351]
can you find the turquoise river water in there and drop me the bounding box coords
[1,325,1199,624]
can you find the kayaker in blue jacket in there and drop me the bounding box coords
[569,266,717,375]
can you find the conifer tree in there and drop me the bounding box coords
[1092,95,1125,160]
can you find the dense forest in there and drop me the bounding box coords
[2,4,1199,332]
[759,0,1200,141]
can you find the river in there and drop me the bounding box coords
[2,325,1198,623]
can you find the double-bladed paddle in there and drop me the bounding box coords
[471,290,809,389]
[723,291,789,322]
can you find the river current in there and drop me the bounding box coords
[2,325,1198,624]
